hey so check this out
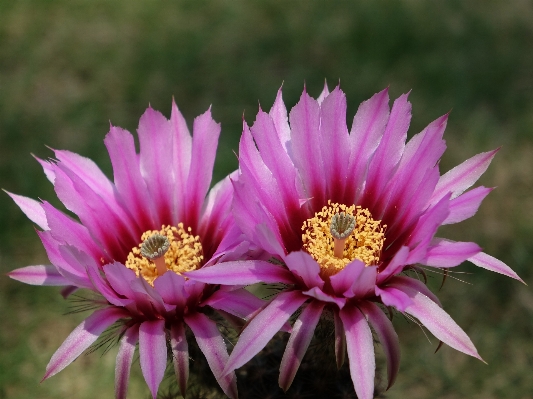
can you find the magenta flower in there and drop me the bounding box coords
[7,102,257,399]
[188,85,523,399]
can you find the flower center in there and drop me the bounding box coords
[302,201,386,278]
[125,224,204,285]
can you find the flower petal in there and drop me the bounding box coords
[202,288,266,320]
[185,260,294,285]
[5,191,48,230]
[153,270,187,307]
[184,108,220,229]
[43,307,127,381]
[431,148,499,203]
[340,305,375,399]
[115,324,139,399]
[279,300,325,391]
[469,252,524,283]
[402,290,483,361]
[8,265,69,286]
[443,186,493,225]
[377,246,409,284]
[283,250,324,289]
[358,301,400,390]
[269,86,291,151]
[301,286,346,308]
[334,310,346,369]
[139,320,167,399]
[424,239,481,267]
[185,312,238,399]
[223,290,308,375]
[330,259,365,296]
[170,322,189,399]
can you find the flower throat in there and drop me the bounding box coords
[126,224,203,285]
[302,201,386,278]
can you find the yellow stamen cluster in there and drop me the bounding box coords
[125,224,204,285]
[302,201,386,278]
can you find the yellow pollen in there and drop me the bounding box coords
[302,201,386,278]
[125,224,204,285]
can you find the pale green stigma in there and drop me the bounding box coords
[330,212,356,240]
[141,234,170,260]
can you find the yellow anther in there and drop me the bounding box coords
[126,224,204,285]
[302,201,386,278]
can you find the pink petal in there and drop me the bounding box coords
[318,86,351,203]
[203,288,266,320]
[424,239,481,267]
[358,301,400,390]
[316,80,330,105]
[137,107,175,226]
[407,193,450,247]
[170,322,189,398]
[115,324,139,399]
[8,265,69,286]
[279,300,325,391]
[431,149,499,203]
[330,259,365,295]
[283,250,324,289]
[340,305,375,399]
[43,307,127,380]
[153,270,187,307]
[104,125,155,232]
[349,265,378,299]
[184,108,220,230]
[185,260,294,285]
[346,88,390,203]
[301,286,346,308]
[103,262,138,298]
[289,89,326,208]
[185,312,238,399]
[402,290,483,361]
[362,93,411,208]
[139,320,167,399]
[5,191,48,230]
[376,285,413,312]
[469,252,524,283]
[383,275,442,307]
[377,246,409,284]
[223,290,308,375]
[334,310,346,369]
[269,86,291,151]
[443,186,493,225]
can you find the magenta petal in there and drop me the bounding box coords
[137,107,175,226]
[377,246,409,284]
[104,262,138,298]
[139,320,167,399]
[350,265,378,298]
[283,250,324,289]
[340,305,375,399]
[384,275,442,307]
[334,310,346,369]
[8,265,69,286]
[302,286,346,308]
[115,324,140,399]
[469,252,524,282]
[408,193,450,247]
[223,290,308,375]
[185,260,294,285]
[443,186,493,225]
[402,291,483,361]
[203,288,265,320]
[330,259,365,295]
[347,88,390,202]
[279,300,325,391]
[358,301,400,390]
[431,148,499,203]
[171,322,189,398]
[185,312,238,399]
[43,307,127,381]
[5,191,48,230]
[184,108,220,229]
[376,286,413,312]
[289,90,326,206]
[424,239,481,267]
[269,86,291,150]
[153,271,186,307]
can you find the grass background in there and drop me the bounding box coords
[1,1,532,398]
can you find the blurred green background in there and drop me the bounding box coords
[1,1,532,398]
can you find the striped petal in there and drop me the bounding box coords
[8,265,69,286]
[171,322,189,398]
[115,325,139,399]
[139,320,167,399]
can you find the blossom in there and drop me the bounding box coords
[7,102,257,399]
[188,84,523,399]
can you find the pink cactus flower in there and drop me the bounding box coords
[7,102,258,399]
[188,84,523,399]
